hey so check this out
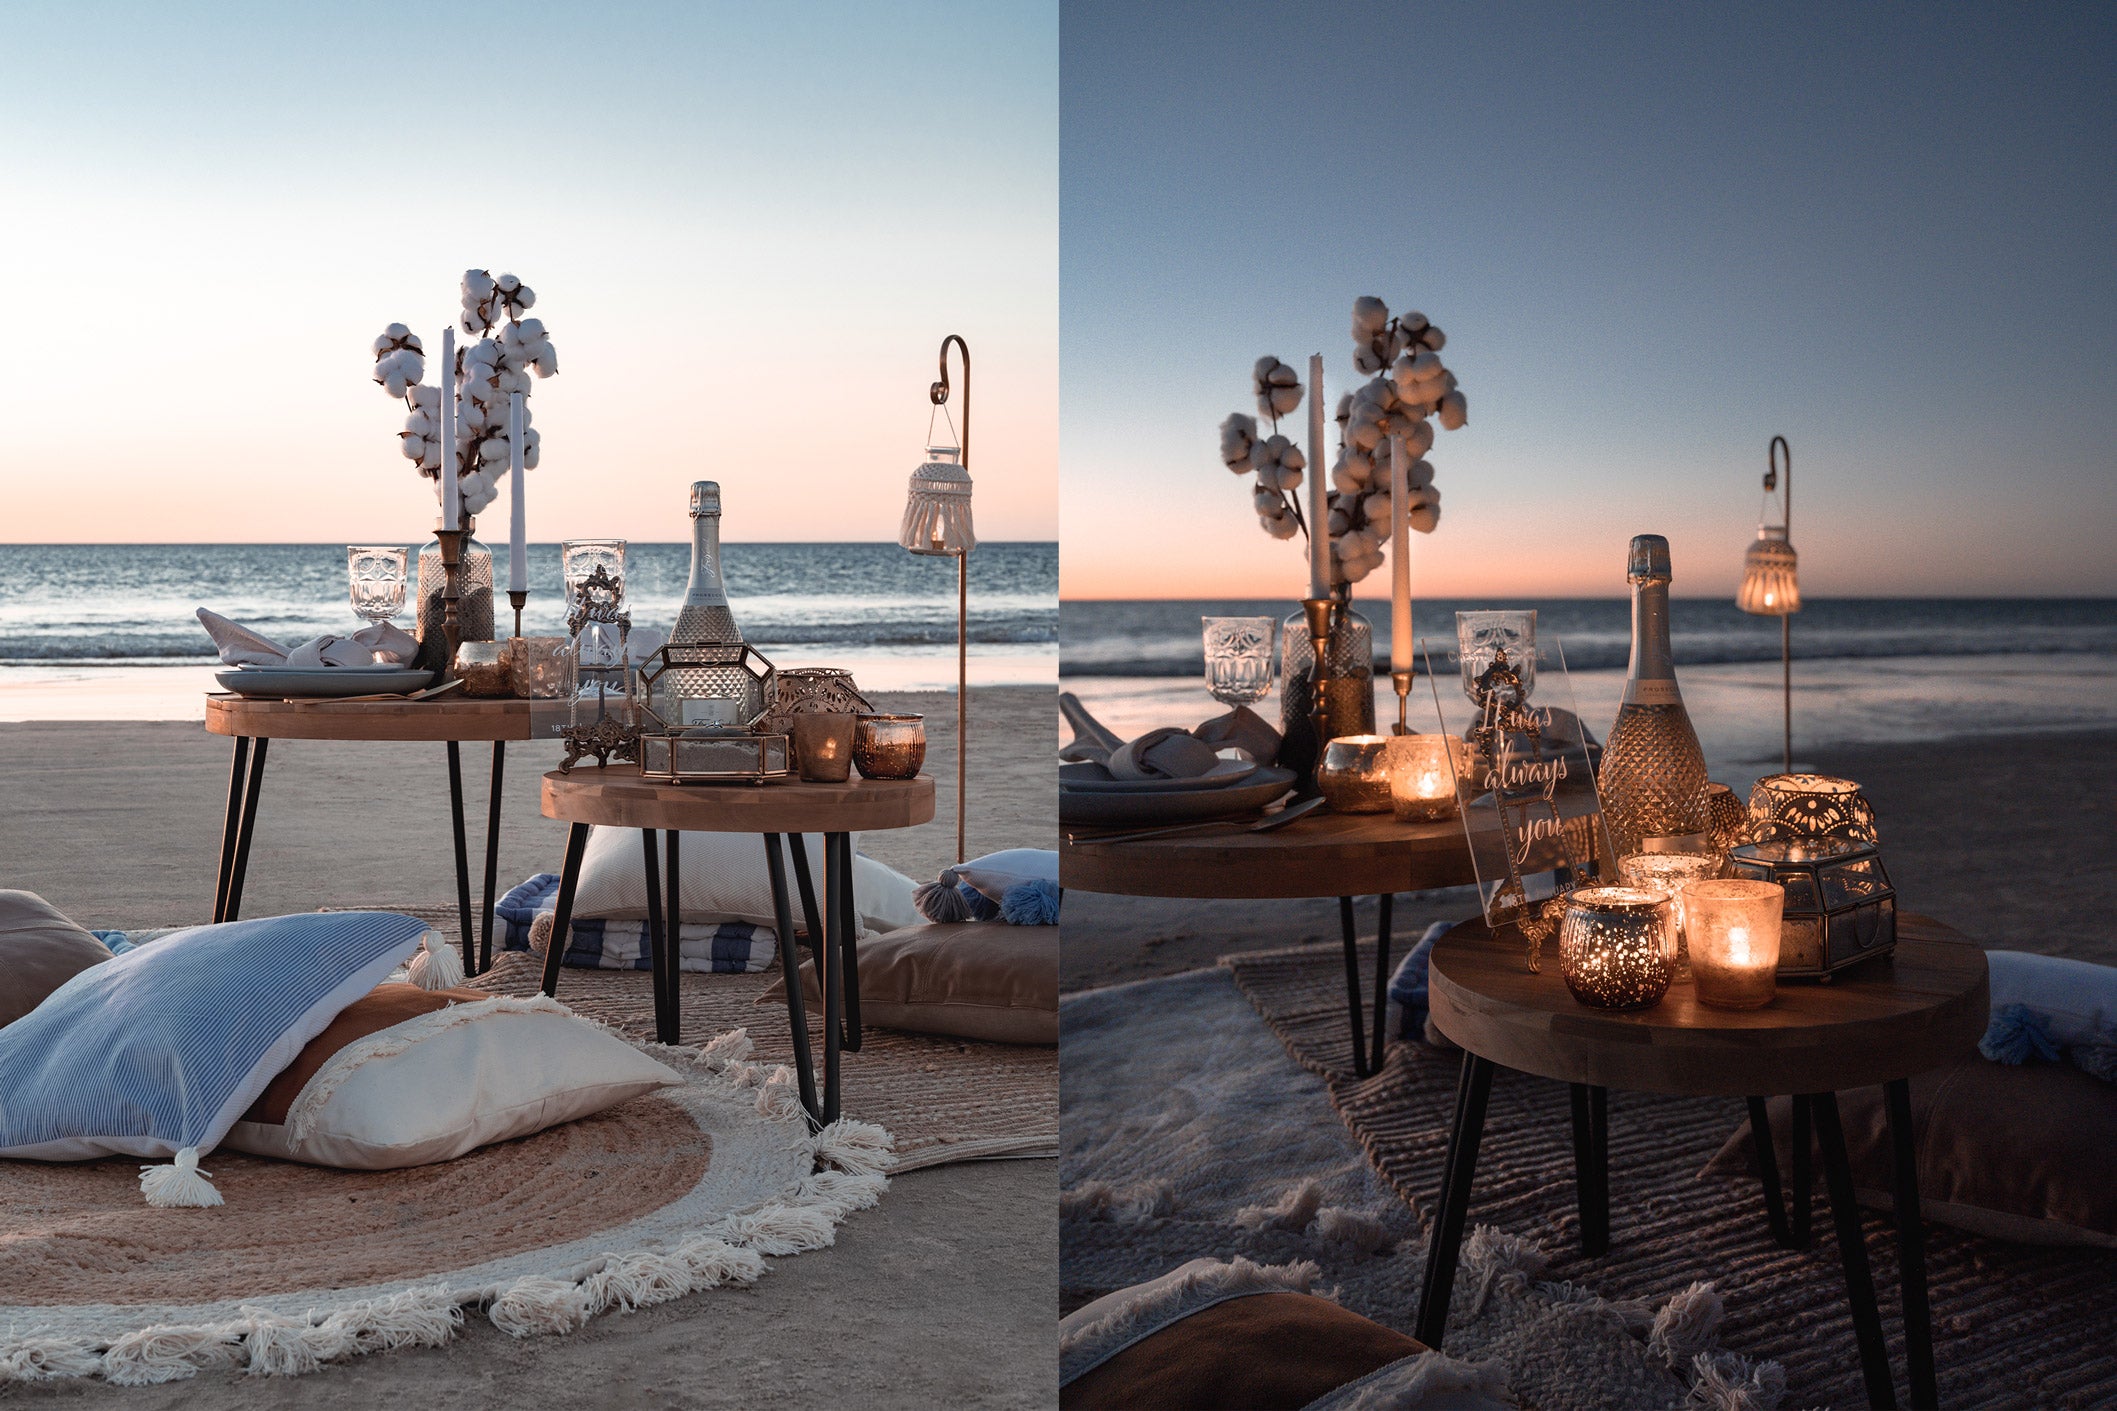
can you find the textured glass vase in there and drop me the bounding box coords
[1278,599,1375,783]
[412,528,494,675]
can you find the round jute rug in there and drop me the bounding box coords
[0,1030,894,1386]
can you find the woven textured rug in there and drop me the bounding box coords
[0,1031,892,1385]
[385,904,1057,1171]
[1225,939,2117,1411]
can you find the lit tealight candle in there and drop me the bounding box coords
[1385,733,1466,822]
[1682,878,1785,1009]
[1558,887,1674,1010]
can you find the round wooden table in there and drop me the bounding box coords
[541,766,936,1127]
[1062,810,1477,1076]
[205,695,565,972]
[1418,913,1988,1410]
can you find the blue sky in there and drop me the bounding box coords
[0,1,1056,543]
[1060,2,2116,597]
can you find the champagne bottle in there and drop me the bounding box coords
[658,481,765,727]
[1599,534,1711,856]
[673,481,742,646]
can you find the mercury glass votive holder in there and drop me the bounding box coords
[1617,851,1722,973]
[453,640,513,697]
[1316,735,1394,813]
[1558,887,1674,1010]
[1385,733,1466,822]
[1682,879,1785,1009]
[507,636,571,699]
[853,713,926,780]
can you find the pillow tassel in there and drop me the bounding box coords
[1000,878,1061,926]
[914,871,971,924]
[407,930,465,991]
[139,1147,223,1208]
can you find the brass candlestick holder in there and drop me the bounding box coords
[508,588,528,639]
[1391,668,1415,735]
[1301,595,1336,774]
[434,526,466,668]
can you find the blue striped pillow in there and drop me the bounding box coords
[0,911,431,1162]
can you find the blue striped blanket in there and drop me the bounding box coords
[496,874,778,974]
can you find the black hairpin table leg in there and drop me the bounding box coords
[820,832,849,1124]
[1886,1078,1936,1410]
[1571,1083,1610,1256]
[539,822,590,998]
[787,833,825,959]
[641,829,665,1038]
[1415,1051,1494,1350]
[222,737,269,923]
[1813,1090,1898,1409]
[1339,897,1369,1077]
[1748,1096,1795,1248]
[764,833,821,1125]
[1370,893,1394,1074]
[659,830,682,1046]
[478,741,505,973]
[213,736,251,923]
[1791,1093,1813,1248]
[836,834,862,1050]
[445,742,475,975]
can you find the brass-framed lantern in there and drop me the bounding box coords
[1727,837,1896,979]
[1737,435,1801,772]
[636,640,775,733]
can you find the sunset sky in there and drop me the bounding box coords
[1061,4,2116,600]
[0,2,1056,545]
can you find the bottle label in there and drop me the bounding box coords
[1622,678,1682,706]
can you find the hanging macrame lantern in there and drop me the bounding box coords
[900,443,975,557]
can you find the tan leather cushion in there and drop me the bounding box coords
[759,922,1056,1045]
[242,983,489,1126]
[0,890,113,1029]
[1063,1293,1423,1410]
[1705,1058,2117,1248]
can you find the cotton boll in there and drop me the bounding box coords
[1421,326,1445,352]
[372,333,394,356]
[1347,418,1382,453]
[1439,391,1468,430]
[463,269,496,300]
[1402,418,1434,457]
[1352,348,1383,375]
[1401,311,1429,335]
[497,272,520,293]
[1408,458,1436,490]
[1219,413,1258,471]
[1352,296,1389,336]
[1326,504,1352,537]
[400,433,426,462]
[517,318,545,341]
[1362,491,1393,525]
[531,347,558,376]
[1267,382,1302,418]
[514,286,535,310]
[1254,486,1287,515]
[480,436,510,466]
[1261,512,1300,540]
[522,428,541,468]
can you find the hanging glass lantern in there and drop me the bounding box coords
[899,443,975,557]
[1737,526,1801,615]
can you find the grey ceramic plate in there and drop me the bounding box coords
[1057,759,1260,793]
[1060,766,1297,828]
[215,667,437,698]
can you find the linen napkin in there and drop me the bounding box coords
[1104,727,1222,781]
[198,608,417,667]
[1194,705,1282,766]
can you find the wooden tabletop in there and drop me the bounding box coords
[542,765,936,834]
[206,694,568,743]
[1060,808,1478,900]
[1427,913,1989,1097]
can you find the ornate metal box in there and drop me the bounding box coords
[637,730,791,785]
[1727,837,1896,980]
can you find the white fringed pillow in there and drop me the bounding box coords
[222,985,679,1170]
[568,826,921,937]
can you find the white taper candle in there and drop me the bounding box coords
[508,392,527,592]
[1307,352,1327,598]
[439,327,459,531]
[1389,431,1411,672]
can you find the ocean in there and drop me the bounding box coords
[0,542,1056,720]
[1062,597,2117,792]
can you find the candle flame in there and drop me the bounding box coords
[1728,925,1751,966]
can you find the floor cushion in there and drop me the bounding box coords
[760,921,1057,1044]
[1704,1058,2117,1249]
[222,983,680,1169]
[568,826,920,935]
[0,911,433,1204]
[1058,1257,1508,1411]
[0,889,112,1029]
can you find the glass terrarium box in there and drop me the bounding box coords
[1727,837,1896,979]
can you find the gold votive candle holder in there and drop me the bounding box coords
[1682,878,1785,1009]
[1617,850,1722,973]
[1316,735,1394,813]
[1383,733,1465,822]
[1748,773,1879,845]
[507,636,571,699]
[1557,887,1674,1010]
[453,640,513,697]
[790,711,857,783]
[854,713,926,780]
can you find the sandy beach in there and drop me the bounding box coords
[0,686,1058,1408]
[1063,725,2117,992]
